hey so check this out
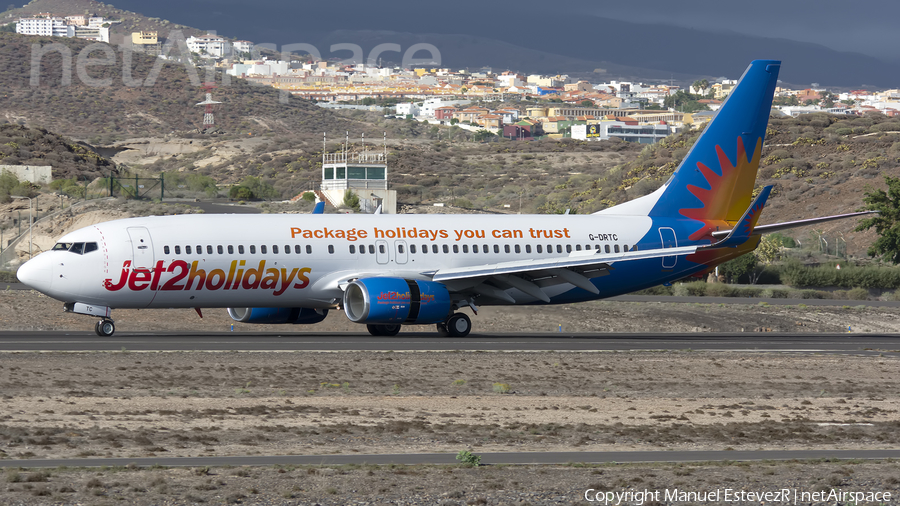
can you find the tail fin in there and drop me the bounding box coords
[602,60,780,232]
[651,60,779,227]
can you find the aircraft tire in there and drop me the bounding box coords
[378,324,402,336]
[435,322,450,337]
[95,319,115,337]
[445,313,471,337]
[366,324,383,336]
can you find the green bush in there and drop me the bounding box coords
[705,283,734,297]
[847,287,869,300]
[673,281,707,297]
[456,450,481,466]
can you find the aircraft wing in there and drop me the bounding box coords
[430,245,698,302]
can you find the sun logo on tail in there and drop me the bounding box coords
[679,137,763,240]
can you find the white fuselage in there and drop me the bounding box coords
[19,212,656,309]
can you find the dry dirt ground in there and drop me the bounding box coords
[2,293,900,504]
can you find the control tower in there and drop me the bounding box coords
[320,133,397,214]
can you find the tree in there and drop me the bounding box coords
[580,100,593,107]
[753,235,781,264]
[719,253,760,284]
[855,175,900,263]
[342,189,360,212]
[473,129,496,142]
[229,185,253,200]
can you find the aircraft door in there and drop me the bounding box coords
[395,240,408,264]
[659,227,677,269]
[375,240,389,264]
[127,227,154,268]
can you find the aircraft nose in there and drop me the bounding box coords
[16,255,52,293]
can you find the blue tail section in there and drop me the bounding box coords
[312,202,325,214]
[648,60,780,236]
[706,185,772,248]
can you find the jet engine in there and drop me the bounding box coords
[227,307,328,324]
[343,278,451,324]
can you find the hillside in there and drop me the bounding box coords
[0,33,352,141]
[0,123,116,179]
[0,0,206,45]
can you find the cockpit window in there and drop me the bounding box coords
[55,242,98,255]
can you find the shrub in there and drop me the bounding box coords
[456,450,481,466]
[492,383,510,394]
[705,283,734,297]
[847,287,869,300]
[673,281,707,297]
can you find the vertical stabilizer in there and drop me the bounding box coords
[649,60,779,238]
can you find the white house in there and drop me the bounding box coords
[396,103,420,117]
[232,40,253,55]
[186,35,227,58]
[572,121,670,144]
[16,17,72,37]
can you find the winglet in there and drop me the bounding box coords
[704,185,772,248]
[312,202,325,214]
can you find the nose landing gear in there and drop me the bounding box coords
[94,319,115,337]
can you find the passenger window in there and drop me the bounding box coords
[175,245,181,254]
[207,245,213,254]
[227,245,233,254]
[462,244,469,253]
[504,245,510,253]
[307,245,313,254]
[537,245,542,253]
[261,245,267,254]
[411,245,417,254]
[217,245,223,254]
[295,245,302,254]
[273,245,279,254]
[493,245,499,253]
[513,245,520,254]
[525,245,531,254]
[284,245,290,253]
[164,246,170,255]
[633,245,638,251]
[442,244,449,254]
[624,244,628,251]
[452,245,458,253]
[250,245,256,254]
[484,244,489,253]
[614,244,620,253]
[566,245,572,253]
[548,244,553,253]
[421,244,427,254]
[595,245,601,250]
[84,242,98,254]
[359,245,365,254]
[399,244,405,254]
[186,245,192,254]
[575,244,581,251]
[556,245,562,253]
[432,245,438,254]
[585,244,591,250]
[238,245,245,254]
[379,244,386,254]
[605,245,611,253]
[349,245,356,254]
[369,245,375,254]
[328,245,334,254]
[473,244,479,253]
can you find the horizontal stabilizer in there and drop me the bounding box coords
[711,210,878,238]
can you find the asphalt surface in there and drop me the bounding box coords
[0,331,897,353]
[2,450,899,469]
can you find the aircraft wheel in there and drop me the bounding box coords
[95,319,115,337]
[378,324,402,336]
[445,313,471,337]
[366,324,383,336]
[435,322,450,337]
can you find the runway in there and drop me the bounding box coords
[0,330,898,353]
[2,449,899,469]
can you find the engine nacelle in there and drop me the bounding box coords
[343,278,451,324]
[227,307,328,324]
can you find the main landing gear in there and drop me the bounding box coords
[436,312,471,337]
[366,324,401,336]
[94,319,115,337]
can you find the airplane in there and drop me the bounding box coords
[17,60,874,337]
